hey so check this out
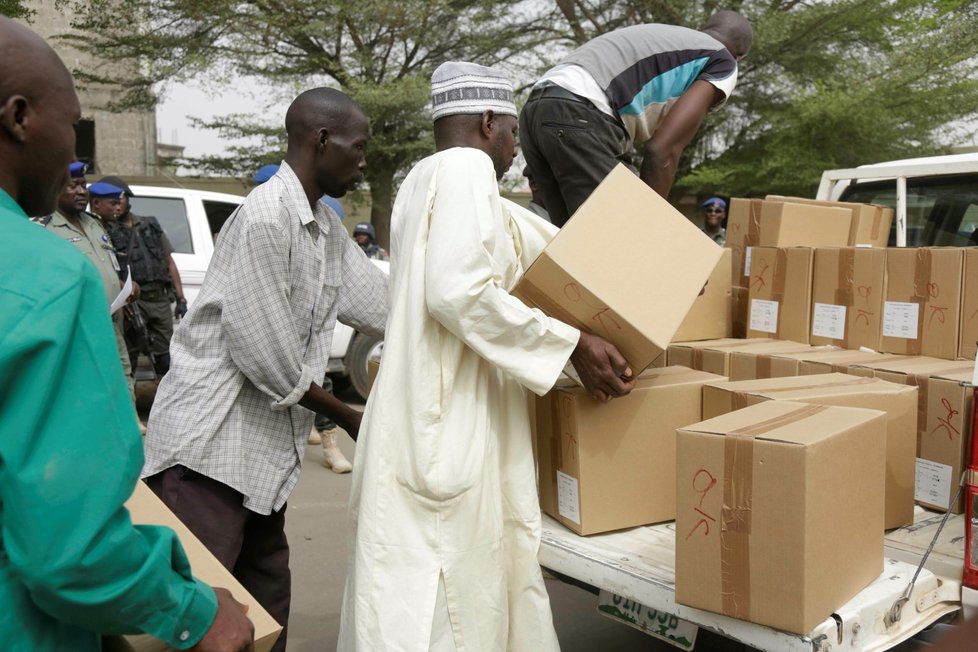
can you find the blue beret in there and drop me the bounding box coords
[69,162,86,178]
[702,197,727,209]
[87,182,125,199]
[252,163,280,184]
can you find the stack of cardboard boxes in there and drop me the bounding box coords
[517,171,909,636]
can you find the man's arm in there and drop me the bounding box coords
[334,236,389,339]
[639,80,724,198]
[167,253,186,302]
[0,261,249,649]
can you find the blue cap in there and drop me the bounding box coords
[252,163,280,184]
[69,162,86,178]
[353,222,375,238]
[320,195,344,219]
[87,182,125,199]
[702,197,727,209]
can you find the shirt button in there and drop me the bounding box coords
[179,631,190,642]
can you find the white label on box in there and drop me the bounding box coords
[915,458,953,508]
[749,299,779,334]
[743,247,753,277]
[556,470,581,524]
[812,303,847,340]
[883,301,920,339]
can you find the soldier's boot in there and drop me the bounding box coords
[321,428,352,473]
[307,426,322,445]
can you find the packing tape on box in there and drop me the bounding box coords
[755,354,771,380]
[908,249,933,356]
[834,248,855,308]
[692,348,704,371]
[870,207,884,242]
[721,404,829,619]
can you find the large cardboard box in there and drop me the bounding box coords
[725,198,763,287]
[766,196,893,248]
[757,201,852,248]
[810,247,887,350]
[676,401,885,634]
[702,374,917,529]
[762,347,843,379]
[880,248,963,360]
[726,344,826,381]
[535,366,724,535]
[847,357,976,513]
[798,350,905,376]
[732,286,750,338]
[673,248,733,342]
[106,483,283,652]
[512,165,723,374]
[958,248,978,360]
[918,370,975,512]
[747,247,814,343]
[667,338,809,377]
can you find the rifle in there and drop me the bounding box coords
[123,303,157,372]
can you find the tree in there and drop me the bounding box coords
[543,0,978,198]
[65,0,553,246]
[1,0,33,19]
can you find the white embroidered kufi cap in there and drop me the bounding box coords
[430,61,518,120]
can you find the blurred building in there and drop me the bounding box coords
[24,0,158,175]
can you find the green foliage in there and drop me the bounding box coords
[0,0,33,19]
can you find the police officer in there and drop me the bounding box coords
[32,164,137,402]
[352,221,389,260]
[97,175,186,380]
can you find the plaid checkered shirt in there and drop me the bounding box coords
[142,162,388,514]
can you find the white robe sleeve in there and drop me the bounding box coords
[424,151,579,396]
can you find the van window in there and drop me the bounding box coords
[841,174,978,246]
[128,196,194,254]
[204,200,241,240]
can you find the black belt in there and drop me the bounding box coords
[527,84,592,105]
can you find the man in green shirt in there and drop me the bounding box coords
[33,163,137,402]
[0,16,253,651]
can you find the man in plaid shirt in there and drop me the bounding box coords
[142,88,388,652]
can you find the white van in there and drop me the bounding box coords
[128,185,385,400]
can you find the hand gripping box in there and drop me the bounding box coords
[810,247,887,350]
[880,248,963,360]
[535,366,725,535]
[512,164,723,374]
[702,373,917,529]
[105,482,282,652]
[676,401,885,635]
[766,195,893,248]
[746,247,814,343]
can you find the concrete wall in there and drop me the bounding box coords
[24,0,158,176]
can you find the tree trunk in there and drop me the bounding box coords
[368,164,396,250]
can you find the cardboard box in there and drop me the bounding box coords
[958,248,978,360]
[512,164,723,373]
[676,401,885,634]
[766,195,892,248]
[107,483,283,652]
[798,350,906,376]
[703,374,917,529]
[732,346,839,381]
[747,247,814,343]
[673,248,733,342]
[918,370,975,512]
[668,338,809,377]
[810,247,887,350]
[535,366,725,535]
[725,198,763,287]
[847,357,976,513]
[880,248,963,360]
[367,358,380,394]
[757,201,852,248]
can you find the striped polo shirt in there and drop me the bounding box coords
[542,24,738,146]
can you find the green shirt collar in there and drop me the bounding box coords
[0,188,28,220]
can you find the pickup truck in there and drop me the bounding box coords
[127,184,385,400]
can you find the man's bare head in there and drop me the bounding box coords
[702,10,753,61]
[0,18,81,217]
[283,88,368,201]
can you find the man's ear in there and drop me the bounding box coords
[0,95,31,143]
[480,110,496,139]
[318,126,329,149]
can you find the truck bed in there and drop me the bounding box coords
[538,509,962,651]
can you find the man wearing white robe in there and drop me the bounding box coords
[338,62,635,651]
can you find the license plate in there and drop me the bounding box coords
[597,590,699,650]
